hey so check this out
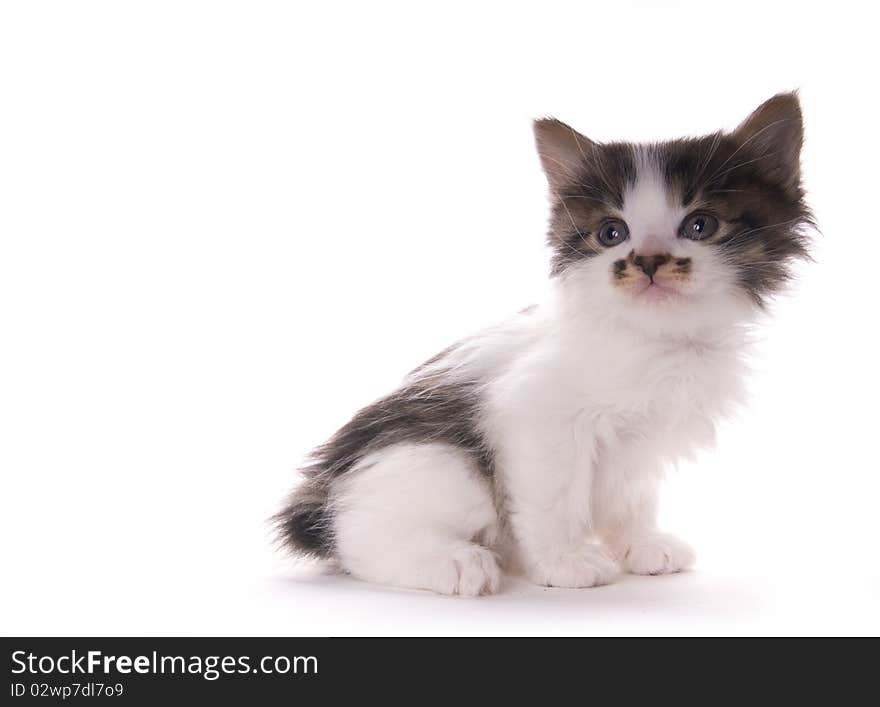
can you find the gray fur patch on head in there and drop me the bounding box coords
[534,119,638,275]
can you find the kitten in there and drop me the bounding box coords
[275,93,812,595]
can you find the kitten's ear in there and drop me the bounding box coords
[533,118,594,194]
[733,92,804,193]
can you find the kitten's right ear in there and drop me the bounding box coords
[533,118,594,194]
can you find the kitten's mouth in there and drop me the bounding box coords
[636,281,680,302]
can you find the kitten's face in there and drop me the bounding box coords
[535,93,812,332]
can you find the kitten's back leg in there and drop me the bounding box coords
[330,442,501,596]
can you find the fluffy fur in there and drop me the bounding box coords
[275,93,813,595]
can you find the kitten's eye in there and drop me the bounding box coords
[679,213,719,240]
[597,220,630,247]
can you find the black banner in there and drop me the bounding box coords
[1,637,873,702]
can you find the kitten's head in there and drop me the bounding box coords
[534,93,813,333]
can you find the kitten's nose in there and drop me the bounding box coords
[631,252,671,279]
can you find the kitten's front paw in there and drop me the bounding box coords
[527,545,618,588]
[612,533,695,576]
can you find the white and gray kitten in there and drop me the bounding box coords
[276,93,812,595]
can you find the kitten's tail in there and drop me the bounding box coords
[272,477,334,559]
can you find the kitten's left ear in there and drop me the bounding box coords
[533,118,595,194]
[733,92,804,194]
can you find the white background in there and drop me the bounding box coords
[1,1,878,636]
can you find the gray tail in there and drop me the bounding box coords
[272,480,334,558]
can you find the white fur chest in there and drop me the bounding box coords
[576,328,749,467]
[488,317,750,470]
[477,301,752,481]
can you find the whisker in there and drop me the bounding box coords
[709,150,783,182]
[693,131,723,186]
[704,117,792,183]
[716,217,805,246]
